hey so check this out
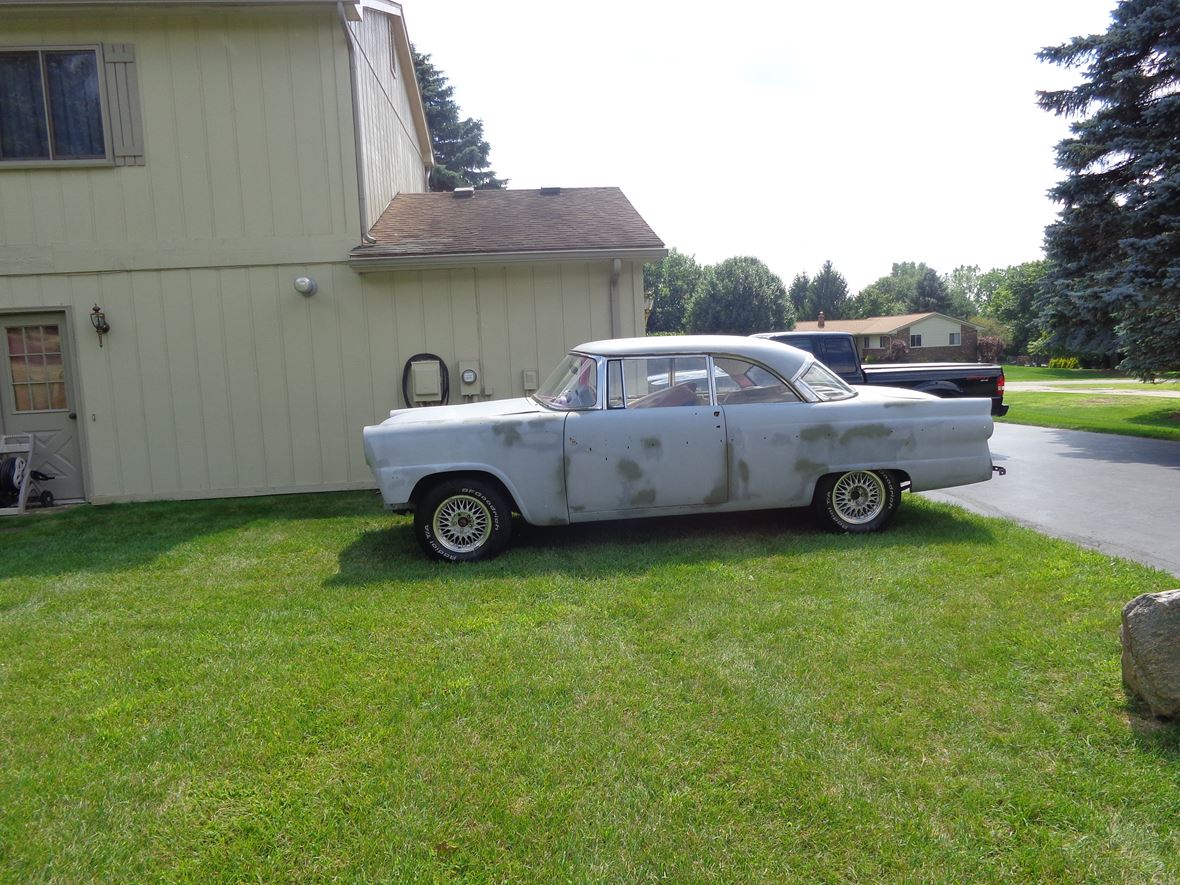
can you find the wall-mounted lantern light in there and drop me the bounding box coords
[294,276,318,297]
[90,304,111,347]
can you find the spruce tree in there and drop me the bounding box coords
[1037,0,1180,376]
[412,49,506,191]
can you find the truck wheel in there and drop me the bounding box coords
[813,469,900,533]
[415,478,512,562]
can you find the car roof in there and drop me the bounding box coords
[573,335,811,378]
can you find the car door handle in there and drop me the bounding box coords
[68,412,77,420]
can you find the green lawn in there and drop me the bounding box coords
[1,492,1177,881]
[1000,392,1180,441]
[1001,365,1127,382]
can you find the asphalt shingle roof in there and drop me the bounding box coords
[357,187,664,258]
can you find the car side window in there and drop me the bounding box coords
[623,356,710,408]
[713,358,800,404]
[606,360,624,409]
[819,338,858,376]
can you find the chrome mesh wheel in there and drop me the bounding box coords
[830,470,886,525]
[431,493,493,554]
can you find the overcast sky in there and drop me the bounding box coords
[403,0,1115,293]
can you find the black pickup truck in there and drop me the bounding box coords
[752,330,1008,416]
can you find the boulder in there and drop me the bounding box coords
[1121,589,1180,718]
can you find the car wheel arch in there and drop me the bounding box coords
[411,470,520,517]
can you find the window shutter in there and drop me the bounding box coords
[102,43,145,166]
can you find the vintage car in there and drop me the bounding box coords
[363,336,1000,562]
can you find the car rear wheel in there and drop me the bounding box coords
[415,477,512,562]
[813,469,900,533]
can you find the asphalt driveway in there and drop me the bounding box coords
[923,422,1180,578]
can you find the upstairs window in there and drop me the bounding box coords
[0,48,106,162]
[0,44,144,167]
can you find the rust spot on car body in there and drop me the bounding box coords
[795,457,827,474]
[737,460,750,484]
[630,488,657,506]
[800,425,833,442]
[492,422,523,446]
[617,458,643,481]
[839,424,892,444]
[704,483,727,505]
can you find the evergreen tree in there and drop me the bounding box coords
[803,261,849,320]
[685,257,794,334]
[787,273,810,319]
[912,268,953,314]
[1037,0,1180,376]
[644,250,702,333]
[412,48,506,191]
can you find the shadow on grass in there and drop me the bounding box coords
[0,489,386,580]
[1124,694,1180,759]
[328,497,998,585]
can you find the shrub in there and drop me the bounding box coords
[883,338,910,361]
[977,335,1005,362]
[1048,356,1081,369]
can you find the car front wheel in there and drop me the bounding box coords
[813,469,901,533]
[415,477,512,562]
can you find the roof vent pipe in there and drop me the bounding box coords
[453,187,475,199]
[817,311,825,328]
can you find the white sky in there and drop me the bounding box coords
[403,0,1115,294]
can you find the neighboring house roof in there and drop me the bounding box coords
[795,312,981,336]
[350,187,667,269]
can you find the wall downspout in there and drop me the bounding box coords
[338,3,377,244]
[609,258,622,338]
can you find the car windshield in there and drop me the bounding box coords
[797,359,856,402]
[533,354,599,410]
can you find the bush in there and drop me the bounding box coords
[1048,356,1081,370]
[977,335,1005,363]
[883,339,910,361]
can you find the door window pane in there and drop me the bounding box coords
[623,356,709,408]
[5,323,67,412]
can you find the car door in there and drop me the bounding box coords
[563,355,727,518]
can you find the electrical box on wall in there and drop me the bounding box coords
[410,360,441,401]
[522,369,539,394]
[458,360,482,396]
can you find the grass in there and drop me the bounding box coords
[1,492,1178,882]
[1001,365,1127,382]
[1000,392,1180,441]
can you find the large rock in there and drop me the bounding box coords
[1121,589,1180,718]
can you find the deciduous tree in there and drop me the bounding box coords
[645,250,702,333]
[685,257,794,335]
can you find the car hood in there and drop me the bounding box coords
[373,397,547,428]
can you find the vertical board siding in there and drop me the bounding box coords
[0,8,359,269]
[348,10,427,230]
[1,259,637,501]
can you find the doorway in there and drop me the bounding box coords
[0,312,86,502]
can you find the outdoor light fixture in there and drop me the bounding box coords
[90,304,110,347]
[294,276,318,296]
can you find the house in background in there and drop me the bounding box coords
[0,0,664,505]
[793,312,983,362]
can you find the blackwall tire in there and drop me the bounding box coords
[813,469,901,533]
[415,478,512,562]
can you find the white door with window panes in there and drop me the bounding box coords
[0,313,85,502]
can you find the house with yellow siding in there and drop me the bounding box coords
[0,0,665,505]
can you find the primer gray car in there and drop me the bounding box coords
[363,335,999,561]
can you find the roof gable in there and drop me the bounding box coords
[794,312,982,335]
